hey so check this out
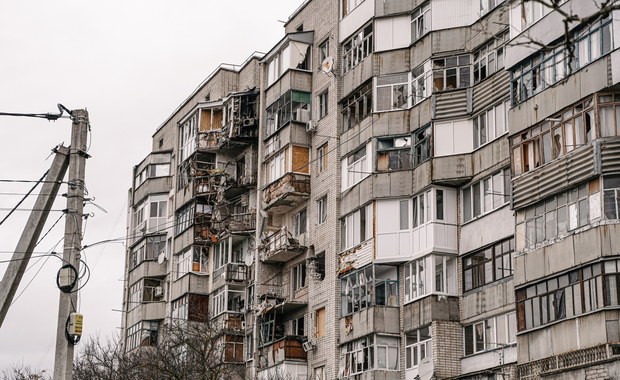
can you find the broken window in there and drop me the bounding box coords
[410,2,430,42]
[473,32,507,84]
[517,182,594,249]
[341,82,372,131]
[342,23,373,74]
[292,262,307,292]
[463,238,514,292]
[340,264,398,316]
[339,335,399,376]
[126,320,160,352]
[267,42,311,86]
[212,285,245,317]
[266,90,311,136]
[516,263,606,331]
[319,39,329,62]
[376,73,409,112]
[413,124,431,165]
[433,55,470,91]
[179,113,198,163]
[404,254,456,302]
[411,61,431,106]
[377,136,412,171]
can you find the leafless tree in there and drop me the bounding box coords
[1,364,51,380]
[73,320,245,380]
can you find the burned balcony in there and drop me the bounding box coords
[220,89,259,147]
[260,227,306,263]
[263,173,310,213]
[197,130,221,150]
[194,208,214,243]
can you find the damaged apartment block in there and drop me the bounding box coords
[121,1,620,380]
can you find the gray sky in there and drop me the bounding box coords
[0,0,301,372]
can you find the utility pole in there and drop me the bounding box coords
[53,109,89,380]
[0,146,70,327]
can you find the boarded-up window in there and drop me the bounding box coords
[315,307,326,337]
[188,293,209,322]
[199,109,223,131]
[224,334,244,363]
[292,146,310,174]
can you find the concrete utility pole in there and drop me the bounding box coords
[0,146,70,327]
[53,109,89,380]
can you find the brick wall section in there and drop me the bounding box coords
[585,364,610,380]
[433,321,462,378]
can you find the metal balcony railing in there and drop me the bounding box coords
[516,343,620,379]
[259,227,305,263]
[224,263,247,282]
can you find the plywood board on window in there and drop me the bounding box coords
[200,110,211,131]
[292,146,310,173]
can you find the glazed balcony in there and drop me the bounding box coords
[263,173,310,213]
[259,227,306,263]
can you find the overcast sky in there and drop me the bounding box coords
[0,0,301,372]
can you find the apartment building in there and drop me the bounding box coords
[121,0,620,379]
[506,1,620,379]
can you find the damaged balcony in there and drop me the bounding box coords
[263,173,310,213]
[197,130,221,150]
[226,212,257,234]
[222,312,245,334]
[194,210,214,243]
[258,336,307,369]
[219,89,259,148]
[259,227,306,263]
[224,262,247,283]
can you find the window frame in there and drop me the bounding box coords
[463,238,514,292]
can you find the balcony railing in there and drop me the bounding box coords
[260,227,306,263]
[197,131,221,150]
[516,343,620,379]
[224,263,247,282]
[227,212,257,232]
[223,312,245,333]
[263,173,310,212]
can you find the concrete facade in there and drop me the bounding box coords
[121,0,620,379]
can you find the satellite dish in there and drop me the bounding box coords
[418,357,434,380]
[157,252,167,264]
[244,253,254,267]
[321,57,334,73]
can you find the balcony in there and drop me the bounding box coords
[263,173,310,213]
[516,343,620,379]
[228,212,257,233]
[259,227,306,263]
[219,90,259,148]
[222,312,245,334]
[197,130,221,150]
[258,336,307,368]
[224,263,247,283]
[194,213,214,243]
[194,173,225,198]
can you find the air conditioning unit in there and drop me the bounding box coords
[241,321,246,329]
[302,341,316,352]
[154,286,164,297]
[296,108,310,123]
[306,120,317,133]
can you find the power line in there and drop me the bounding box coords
[0,169,48,227]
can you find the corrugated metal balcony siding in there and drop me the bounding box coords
[600,139,620,173]
[432,88,470,120]
[472,70,510,114]
[512,145,596,210]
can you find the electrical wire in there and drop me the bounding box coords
[0,170,49,227]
